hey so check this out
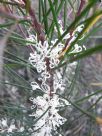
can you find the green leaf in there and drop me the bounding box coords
[53,0,97,47]
[9,36,35,45]
[4,65,30,87]
[0,22,14,28]
[42,0,58,23]
[64,0,67,28]
[58,11,102,64]
[70,44,102,62]
[67,61,80,97]
[57,94,96,120]
[48,0,65,39]
[0,81,31,90]
[56,44,102,69]
[48,0,61,37]
[76,90,102,103]
[40,0,48,35]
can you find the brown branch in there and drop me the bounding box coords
[22,0,54,98]
[45,58,54,98]
[76,0,86,16]
[22,0,45,43]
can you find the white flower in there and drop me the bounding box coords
[19,126,25,132]
[55,20,71,40]
[31,82,41,90]
[0,118,25,134]
[41,82,50,93]
[69,44,83,54]
[74,24,84,33]
[29,52,46,73]
[29,94,70,135]
[69,44,86,54]
[41,71,50,81]
[26,34,37,46]
[8,124,16,133]
[1,119,7,127]
[29,38,64,71]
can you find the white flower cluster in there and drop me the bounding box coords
[29,94,69,136]
[56,20,86,54]
[27,21,86,136]
[0,118,24,134]
[29,38,64,71]
[28,39,69,135]
[0,20,86,135]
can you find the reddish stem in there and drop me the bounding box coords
[22,0,45,43]
[45,58,54,98]
[22,0,54,98]
[77,0,86,16]
[63,0,86,52]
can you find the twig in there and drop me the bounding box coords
[76,0,86,16]
[22,1,54,99]
[22,0,45,43]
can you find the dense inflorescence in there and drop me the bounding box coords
[27,21,86,136]
[0,20,86,135]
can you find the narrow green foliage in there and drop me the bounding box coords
[48,0,65,39]
[48,0,61,37]
[53,0,98,47]
[0,0,102,135]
